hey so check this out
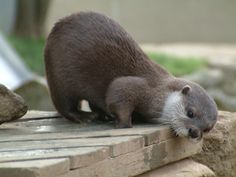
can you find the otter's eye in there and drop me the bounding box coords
[187,110,194,118]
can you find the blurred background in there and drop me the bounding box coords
[0,0,236,111]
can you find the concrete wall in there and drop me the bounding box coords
[0,0,16,34]
[45,0,236,43]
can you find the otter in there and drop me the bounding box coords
[44,11,218,141]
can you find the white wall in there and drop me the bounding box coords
[45,0,236,43]
[0,0,16,34]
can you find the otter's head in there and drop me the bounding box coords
[0,84,28,124]
[160,83,218,141]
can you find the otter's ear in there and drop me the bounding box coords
[181,85,191,95]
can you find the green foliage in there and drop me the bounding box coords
[7,36,206,76]
[147,52,206,76]
[7,36,45,75]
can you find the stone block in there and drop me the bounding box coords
[138,158,215,177]
[193,111,236,177]
[0,84,27,124]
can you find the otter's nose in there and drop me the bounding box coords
[188,128,201,139]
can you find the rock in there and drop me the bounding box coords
[0,84,27,124]
[183,69,224,89]
[208,89,236,112]
[15,77,55,111]
[137,158,215,177]
[193,111,236,177]
[208,56,236,73]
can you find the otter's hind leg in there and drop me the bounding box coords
[89,103,111,121]
[54,96,99,123]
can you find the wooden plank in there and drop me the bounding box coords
[0,110,203,177]
[0,158,70,177]
[58,137,202,177]
[19,111,60,121]
[2,111,173,143]
[0,136,144,157]
[0,125,31,135]
[0,147,110,169]
[8,118,73,126]
[0,124,173,146]
[2,111,174,146]
[0,123,112,136]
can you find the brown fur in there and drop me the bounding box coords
[44,12,217,132]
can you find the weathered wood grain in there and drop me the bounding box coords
[58,137,202,177]
[0,136,144,157]
[0,159,70,177]
[0,125,172,146]
[0,147,110,169]
[19,111,60,120]
[0,110,203,177]
[0,123,113,136]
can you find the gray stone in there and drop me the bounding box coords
[193,111,236,177]
[138,158,215,177]
[208,89,236,112]
[15,77,55,111]
[0,84,27,124]
[183,69,224,89]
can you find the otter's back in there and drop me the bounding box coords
[45,12,153,95]
[44,12,169,108]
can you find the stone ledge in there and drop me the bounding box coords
[137,158,215,177]
[193,111,236,177]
